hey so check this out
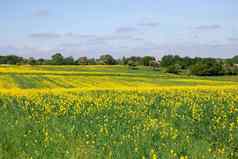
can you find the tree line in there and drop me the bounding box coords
[0,53,238,76]
[161,55,238,76]
[0,53,157,66]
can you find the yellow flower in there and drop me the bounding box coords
[180,156,188,159]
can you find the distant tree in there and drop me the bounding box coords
[150,60,160,70]
[161,55,181,67]
[128,60,137,69]
[224,58,233,65]
[27,57,37,65]
[121,56,127,65]
[179,56,193,69]
[231,55,238,64]
[36,58,47,65]
[126,56,143,65]
[51,53,64,65]
[223,64,238,75]
[63,56,75,65]
[116,57,125,65]
[0,55,24,65]
[76,57,88,65]
[88,58,97,65]
[99,54,116,65]
[190,58,224,76]
[142,56,156,66]
[166,64,181,74]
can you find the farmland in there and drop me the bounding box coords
[0,65,238,159]
[1,65,238,89]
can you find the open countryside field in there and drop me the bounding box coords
[1,65,238,159]
[1,65,238,89]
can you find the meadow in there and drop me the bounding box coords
[0,65,238,159]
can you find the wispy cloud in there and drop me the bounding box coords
[115,27,138,33]
[95,35,133,41]
[29,32,141,43]
[194,24,221,30]
[132,37,144,41]
[29,33,61,39]
[1,42,237,59]
[33,9,49,17]
[138,22,160,27]
[60,43,82,47]
[0,44,52,58]
[64,33,97,39]
[65,32,141,42]
[228,37,238,42]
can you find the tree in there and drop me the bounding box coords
[99,54,116,65]
[231,55,238,64]
[121,56,127,65]
[63,56,74,65]
[150,60,160,70]
[160,55,181,67]
[36,58,47,65]
[51,53,64,65]
[127,60,137,69]
[27,57,37,65]
[179,56,193,69]
[126,56,143,65]
[190,58,224,76]
[0,55,24,65]
[87,58,96,65]
[160,54,195,69]
[166,64,181,74]
[77,57,88,65]
[223,64,238,75]
[142,56,156,66]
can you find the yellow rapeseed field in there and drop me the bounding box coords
[0,65,238,158]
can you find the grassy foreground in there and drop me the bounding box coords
[0,65,238,159]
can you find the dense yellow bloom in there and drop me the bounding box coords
[1,65,238,158]
[180,156,188,159]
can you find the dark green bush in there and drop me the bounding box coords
[166,64,181,74]
[190,59,224,76]
[223,64,238,75]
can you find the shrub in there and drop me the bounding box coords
[150,60,160,70]
[190,59,224,76]
[166,64,181,74]
[128,60,138,70]
[223,64,238,75]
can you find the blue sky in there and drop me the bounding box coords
[0,0,237,58]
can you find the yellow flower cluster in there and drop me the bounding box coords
[0,65,238,158]
[0,85,237,158]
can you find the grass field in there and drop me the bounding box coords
[0,65,238,159]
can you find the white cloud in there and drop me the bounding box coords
[194,25,221,30]
[30,33,61,39]
[33,9,49,17]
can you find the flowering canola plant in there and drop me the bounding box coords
[0,85,238,159]
[1,65,238,158]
